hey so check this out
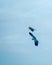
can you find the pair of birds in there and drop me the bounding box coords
[29,27,39,46]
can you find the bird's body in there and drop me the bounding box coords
[29,32,38,46]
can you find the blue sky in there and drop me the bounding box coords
[0,0,52,65]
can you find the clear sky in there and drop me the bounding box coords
[0,0,52,65]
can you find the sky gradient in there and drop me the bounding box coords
[0,0,52,65]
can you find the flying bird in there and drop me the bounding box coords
[29,32,38,46]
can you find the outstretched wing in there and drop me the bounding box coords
[29,32,36,40]
[29,27,34,32]
[29,32,38,46]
